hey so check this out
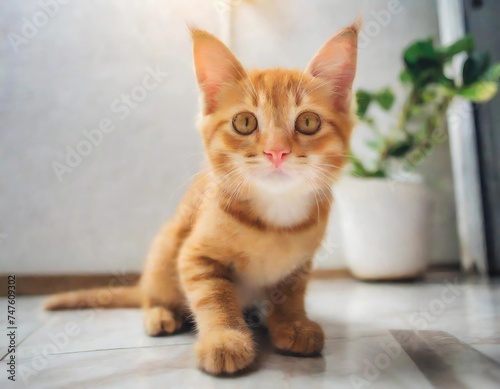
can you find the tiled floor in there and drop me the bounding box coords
[1,274,500,388]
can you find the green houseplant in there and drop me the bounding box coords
[336,36,499,280]
[351,35,499,178]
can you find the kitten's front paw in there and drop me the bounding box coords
[196,328,256,375]
[269,319,324,356]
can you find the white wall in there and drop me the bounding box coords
[0,0,458,274]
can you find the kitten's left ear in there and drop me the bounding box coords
[306,19,361,111]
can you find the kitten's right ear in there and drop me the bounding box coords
[190,27,247,114]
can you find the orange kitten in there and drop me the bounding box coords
[45,21,360,375]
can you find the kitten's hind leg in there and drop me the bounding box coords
[143,306,185,336]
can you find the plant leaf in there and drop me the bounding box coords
[368,170,386,178]
[374,88,395,110]
[440,35,474,59]
[400,69,412,83]
[438,75,455,89]
[463,52,491,85]
[349,156,369,177]
[483,63,500,82]
[456,81,498,102]
[404,39,438,64]
[403,39,444,86]
[387,139,414,158]
[356,90,372,118]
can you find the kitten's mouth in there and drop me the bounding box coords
[269,168,288,175]
[260,168,294,182]
[245,162,304,186]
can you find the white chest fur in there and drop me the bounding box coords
[251,183,314,228]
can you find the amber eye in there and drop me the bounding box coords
[232,112,258,135]
[295,112,321,135]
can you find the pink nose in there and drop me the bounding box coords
[263,149,290,168]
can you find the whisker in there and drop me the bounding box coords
[305,174,320,221]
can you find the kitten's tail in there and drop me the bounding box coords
[43,285,141,310]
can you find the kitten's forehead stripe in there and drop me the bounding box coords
[250,70,307,132]
[295,87,303,106]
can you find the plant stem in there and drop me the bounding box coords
[373,86,417,172]
[397,93,454,169]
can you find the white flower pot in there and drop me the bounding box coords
[335,176,433,280]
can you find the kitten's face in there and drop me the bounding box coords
[191,25,359,194]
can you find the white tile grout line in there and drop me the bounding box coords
[13,341,197,361]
